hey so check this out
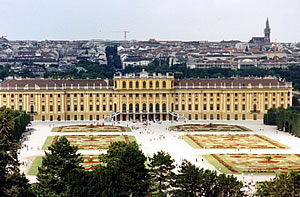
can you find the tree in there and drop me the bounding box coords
[0,108,33,197]
[149,151,175,196]
[257,171,300,197]
[172,160,204,196]
[36,136,83,196]
[99,141,150,196]
[214,174,244,197]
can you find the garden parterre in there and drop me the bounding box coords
[183,134,289,149]
[51,125,131,132]
[169,124,251,132]
[204,154,300,174]
[42,135,136,150]
[28,155,101,175]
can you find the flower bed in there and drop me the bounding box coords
[52,125,131,133]
[204,154,300,174]
[28,155,101,175]
[169,124,251,132]
[183,134,289,149]
[42,135,136,150]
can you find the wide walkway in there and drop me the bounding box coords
[18,119,300,187]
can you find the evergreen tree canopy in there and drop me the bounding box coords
[36,136,83,197]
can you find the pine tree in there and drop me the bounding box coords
[149,151,175,196]
[99,141,150,196]
[36,136,83,196]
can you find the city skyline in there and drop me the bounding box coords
[0,0,300,42]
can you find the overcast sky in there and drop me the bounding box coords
[1,0,299,42]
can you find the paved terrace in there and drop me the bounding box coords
[18,120,300,186]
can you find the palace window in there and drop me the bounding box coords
[143,103,147,111]
[156,81,159,88]
[123,81,126,88]
[162,103,166,112]
[149,103,153,112]
[162,81,166,88]
[129,81,133,88]
[136,81,139,88]
[156,103,160,112]
[149,81,153,88]
[135,104,139,112]
[143,81,146,88]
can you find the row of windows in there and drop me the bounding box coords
[42,114,104,121]
[40,113,258,121]
[121,103,167,112]
[13,102,287,113]
[120,80,168,89]
[0,92,290,98]
[189,114,257,120]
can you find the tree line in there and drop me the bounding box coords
[264,106,300,137]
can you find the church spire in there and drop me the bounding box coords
[264,18,271,43]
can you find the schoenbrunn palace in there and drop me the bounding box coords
[0,71,292,122]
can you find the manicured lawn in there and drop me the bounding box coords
[28,155,101,175]
[51,125,131,132]
[183,134,289,149]
[27,156,43,175]
[170,124,251,132]
[41,136,55,150]
[42,135,136,150]
[204,154,300,174]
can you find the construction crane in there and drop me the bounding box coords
[113,30,130,41]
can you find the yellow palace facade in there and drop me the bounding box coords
[0,71,293,121]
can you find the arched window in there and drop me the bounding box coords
[162,81,166,88]
[114,81,117,88]
[136,81,139,88]
[129,103,133,112]
[143,103,147,112]
[135,103,139,112]
[149,81,153,88]
[30,105,34,113]
[149,103,153,112]
[129,81,133,88]
[143,81,146,88]
[122,81,126,89]
[122,103,126,112]
[162,103,166,112]
[156,81,159,88]
[253,104,257,111]
[156,103,160,112]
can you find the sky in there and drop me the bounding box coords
[0,0,299,42]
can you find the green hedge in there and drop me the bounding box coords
[0,107,31,140]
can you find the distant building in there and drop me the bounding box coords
[249,18,271,44]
